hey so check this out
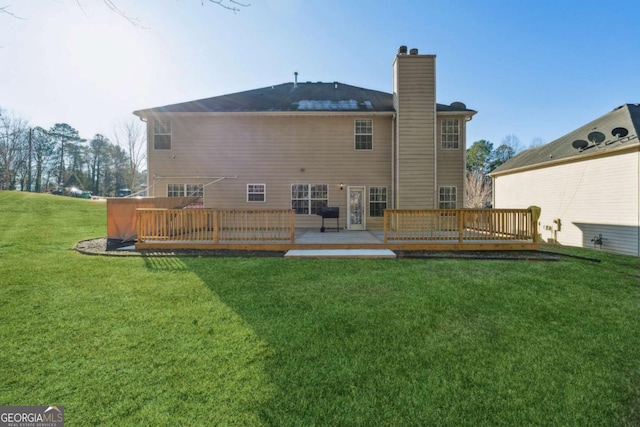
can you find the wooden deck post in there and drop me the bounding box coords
[290,209,296,244]
[458,210,464,243]
[383,210,389,243]
[213,209,219,244]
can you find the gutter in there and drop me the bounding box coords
[490,143,640,178]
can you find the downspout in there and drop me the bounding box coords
[432,102,437,209]
[391,114,396,209]
[395,113,401,208]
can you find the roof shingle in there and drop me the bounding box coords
[491,104,640,175]
[133,82,476,115]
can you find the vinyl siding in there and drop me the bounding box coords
[436,115,467,208]
[147,114,392,229]
[393,54,436,208]
[493,151,640,256]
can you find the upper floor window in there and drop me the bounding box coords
[439,186,457,209]
[369,186,387,217]
[441,118,460,150]
[247,184,266,202]
[154,118,172,150]
[291,184,328,215]
[355,119,373,150]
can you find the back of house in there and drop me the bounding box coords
[134,46,476,230]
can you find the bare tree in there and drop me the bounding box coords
[0,4,24,19]
[529,137,544,148]
[465,169,492,208]
[3,1,249,25]
[0,108,29,190]
[501,134,522,154]
[113,119,146,192]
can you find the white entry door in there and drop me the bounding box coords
[347,186,366,230]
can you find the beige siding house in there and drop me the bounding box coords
[491,104,640,256]
[133,46,476,230]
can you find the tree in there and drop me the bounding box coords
[466,140,493,174]
[0,4,23,19]
[529,137,544,148]
[0,108,29,190]
[465,169,492,208]
[2,1,249,24]
[48,123,82,187]
[31,127,56,193]
[489,144,516,172]
[113,119,146,192]
[88,134,109,195]
[501,134,521,154]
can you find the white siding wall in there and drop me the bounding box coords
[493,151,640,256]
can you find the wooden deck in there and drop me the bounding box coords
[135,208,540,251]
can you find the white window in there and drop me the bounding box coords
[167,183,184,197]
[441,118,460,150]
[291,184,328,215]
[185,184,204,198]
[369,186,387,217]
[355,119,373,150]
[154,118,172,150]
[168,183,204,208]
[439,186,457,209]
[247,184,266,202]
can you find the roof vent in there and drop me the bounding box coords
[398,45,408,55]
[409,48,419,55]
[612,127,629,138]
[294,71,298,88]
[588,131,605,146]
[450,102,467,110]
[571,140,588,151]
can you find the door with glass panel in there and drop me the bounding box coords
[347,186,366,230]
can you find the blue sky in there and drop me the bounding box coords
[1,0,639,150]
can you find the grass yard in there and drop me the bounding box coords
[1,191,639,426]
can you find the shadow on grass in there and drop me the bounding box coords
[171,255,640,426]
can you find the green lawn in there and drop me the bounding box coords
[1,191,639,426]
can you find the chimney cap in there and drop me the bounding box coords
[409,48,419,55]
[398,45,408,55]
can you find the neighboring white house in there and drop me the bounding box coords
[491,104,640,256]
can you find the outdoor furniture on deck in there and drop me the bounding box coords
[317,207,340,232]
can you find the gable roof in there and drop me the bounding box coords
[133,82,476,116]
[491,104,640,175]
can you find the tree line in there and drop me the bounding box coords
[465,135,544,208]
[0,107,146,196]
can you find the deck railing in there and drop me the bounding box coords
[137,208,295,243]
[383,209,536,243]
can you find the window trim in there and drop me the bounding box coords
[291,183,328,215]
[354,119,373,150]
[247,183,266,203]
[167,183,185,197]
[167,183,204,208]
[368,186,387,217]
[153,118,172,150]
[438,186,457,209]
[441,118,460,150]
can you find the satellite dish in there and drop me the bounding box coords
[612,127,629,138]
[588,131,606,145]
[572,140,589,150]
